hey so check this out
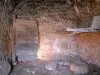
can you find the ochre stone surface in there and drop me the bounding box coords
[75,32,100,66]
[38,31,100,67]
[37,6,100,66]
[37,32,56,61]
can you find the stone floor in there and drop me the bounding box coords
[10,61,75,75]
[15,42,38,62]
[9,61,100,75]
[0,58,100,75]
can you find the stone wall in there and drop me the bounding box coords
[13,19,38,62]
[38,31,100,67]
[14,1,100,66]
[75,32,100,66]
[15,19,38,45]
[37,4,100,68]
[15,1,100,28]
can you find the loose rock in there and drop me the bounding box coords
[70,60,89,74]
[51,68,75,75]
[45,60,57,71]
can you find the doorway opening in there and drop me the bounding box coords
[12,19,38,63]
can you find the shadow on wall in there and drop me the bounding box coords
[89,63,100,75]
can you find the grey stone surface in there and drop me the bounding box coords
[45,60,58,71]
[70,60,89,74]
[10,63,48,75]
[10,52,90,75]
[10,61,74,75]
[0,61,11,75]
[35,67,49,75]
[51,68,75,75]
[56,53,82,67]
[14,19,38,62]
[91,16,100,30]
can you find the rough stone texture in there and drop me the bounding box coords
[37,32,56,60]
[14,19,38,62]
[15,19,38,45]
[75,32,100,66]
[57,32,100,68]
[38,31,100,68]
[35,67,49,75]
[10,63,48,75]
[10,62,75,75]
[53,35,78,55]
[70,60,89,74]
[45,60,57,71]
[37,31,79,61]
[0,61,11,75]
[91,16,100,29]
[37,4,92,61]
[11,1,100,75]
[51,68,75,75]
[16,1,100,28]
[57,53,82,66]
[35,0,100,68]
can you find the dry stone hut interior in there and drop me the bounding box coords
[0,0,100,75]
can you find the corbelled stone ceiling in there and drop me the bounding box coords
[15,0,100,28]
